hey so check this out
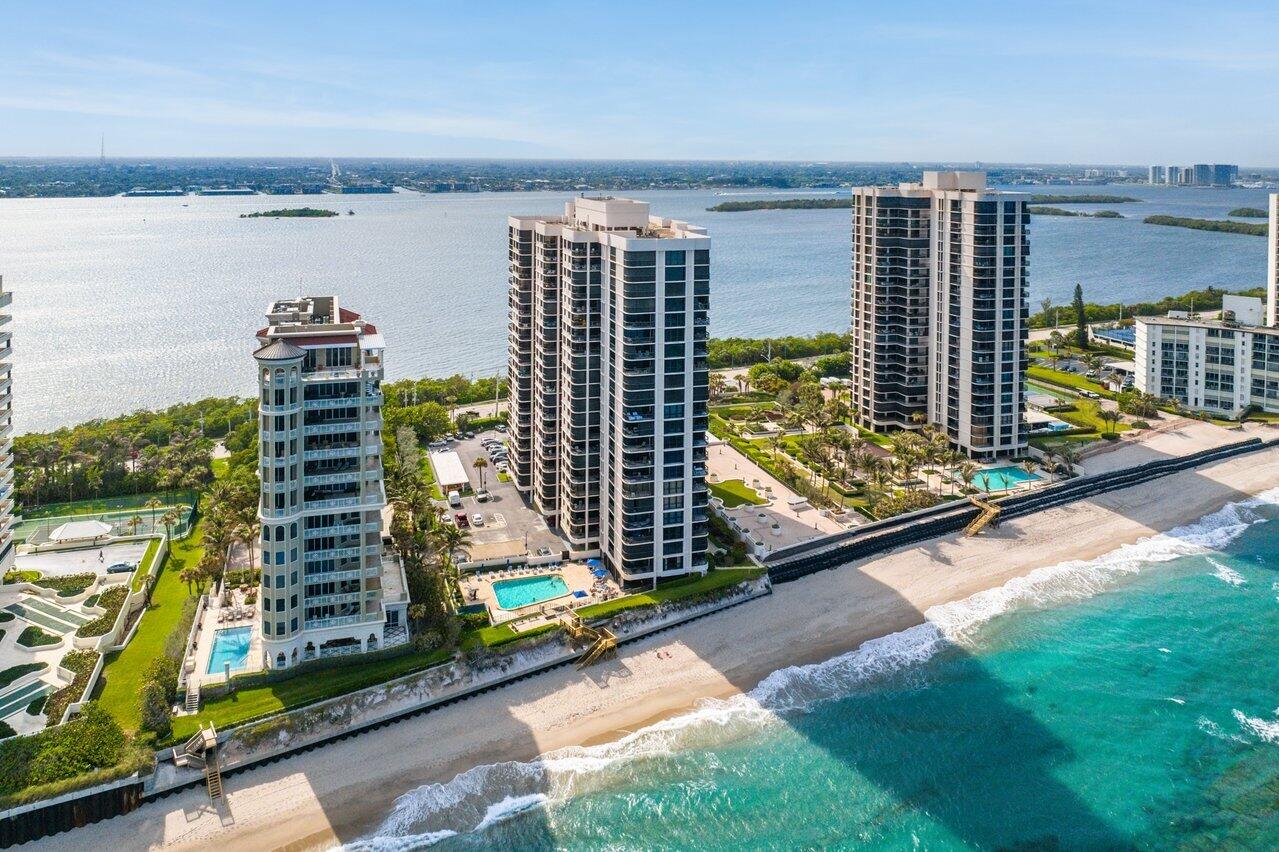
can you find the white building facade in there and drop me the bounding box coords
[0,278,12,575]
[254,296,404,669]
[1135,306,1279,418]
[507,198,710,585]
[1267,193,1279,328]
[850,172,1029,460]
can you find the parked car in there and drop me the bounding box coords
[455,512,469,527]
[464,431,475,439]
[447,489,462,507]
[428,440,448,450]
[476,489,490,502]
[106,562,135,574]
[496,423,507,432]
[472,513,485,527]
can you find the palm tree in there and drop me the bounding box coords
[127,514,143,536]
[1021,459,1039,488]
[472,456,489,491]
[160,508,179,540]
[959,462,978,494]
[144,497,164,531]
[1099,408,1121,437]
[179,565,203,592]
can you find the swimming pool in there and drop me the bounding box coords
[206,626,252,674]
[492,574,570,610]
[972,465,1041,493]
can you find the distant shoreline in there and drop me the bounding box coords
[707,193,1141,212]
[1029,206,1123,218]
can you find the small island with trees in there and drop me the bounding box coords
[239,208,340,218]
[1028,207,1123,218]
[707,198,853,212]
[1228,207,1268,218]
[1143,215,1266,236]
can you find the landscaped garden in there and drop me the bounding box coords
[708,478,766,508]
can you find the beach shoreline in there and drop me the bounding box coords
[34,445,1279,852]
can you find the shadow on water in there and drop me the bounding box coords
[93,441,1269,850]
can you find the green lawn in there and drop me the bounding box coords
[575,567,765,620]
[1027,365,1114,399]
[169,646,453,743]
[130,538,162,592]
[210,458,229,479]
[21,491,196,521]
[97,520,206,733]
[1055,399,1131,435]
[418,456,446,500]
[708,478,766,508]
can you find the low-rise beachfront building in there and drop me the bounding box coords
[1135,296,1279,418]
[254,296,405,669]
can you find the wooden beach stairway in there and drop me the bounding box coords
[171,723,222,803]
[559,614,618,669]
[964,495,1001,537]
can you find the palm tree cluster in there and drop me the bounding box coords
[1037,443,1082,482]
[16,425,215,509]
[179,474,259,593]
[386,426,471,642]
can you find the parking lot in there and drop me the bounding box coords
[438,429,566,563]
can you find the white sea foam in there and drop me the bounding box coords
[1165,697,1186,705]
[349,486,1279,847]
[1208,557,1247,586]
[1198,717,1247,743]
[1233,708,1279,744]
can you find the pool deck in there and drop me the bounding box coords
[461,562,618,626]
[189,589,262,688]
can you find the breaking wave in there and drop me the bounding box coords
[346,487,1279,848]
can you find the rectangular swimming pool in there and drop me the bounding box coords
[973,465,1041,493]
[206,626,252,674]
[493,574,570,610]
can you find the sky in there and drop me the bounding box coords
[2,1,1278,164]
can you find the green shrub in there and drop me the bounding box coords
[3,570,40,585]
[139,682,171,740]
[33,573,96,597]
[143,657,180,705]
[0,721,14,740]
[1131,420,1151,430]
[26,695,47,716]
[17,626,60,648]
[0,611,12,622]
[76,585,128,638]
[162,596,199,662]
[84,594,100,608]
[0,703,128,803]
[43,651,99,727]
[0,663,47,688]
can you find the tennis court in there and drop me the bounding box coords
[17,504,194,544]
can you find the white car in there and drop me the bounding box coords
[472,513,485,526]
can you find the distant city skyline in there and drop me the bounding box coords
[2,1,1278,163]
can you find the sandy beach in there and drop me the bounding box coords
[34,443,1279,851]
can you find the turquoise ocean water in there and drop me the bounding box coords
[351,488,1279,850]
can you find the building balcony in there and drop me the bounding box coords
[303,611,383,631]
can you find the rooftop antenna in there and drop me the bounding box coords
[99,133,106,167]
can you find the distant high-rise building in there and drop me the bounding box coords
[1165,166,1183,185]
[508,197,710,585]
[1192,164,1214,186]
[1267,194,1279,328]
[1212,164,1239,186]
[254,296,406,669]
[850,172,1029,460]
[1149,165,1166,185]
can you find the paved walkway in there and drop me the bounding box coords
[706,441,847,558]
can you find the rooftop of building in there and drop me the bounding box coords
[257,294,382,349]
[510,195,708,240]
[853,170,1026,200]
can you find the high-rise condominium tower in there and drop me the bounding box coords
[850,172,1029,460]
[0,278,12,575]
[508,197,710,585]
[254,296,404,669]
